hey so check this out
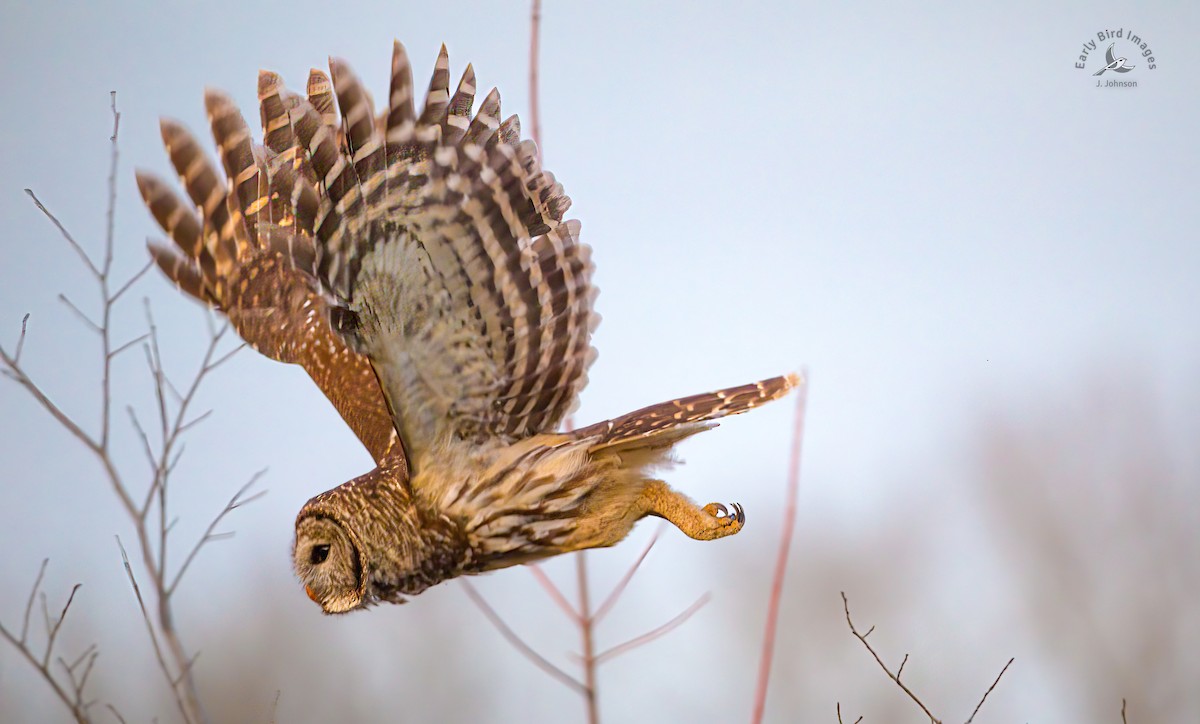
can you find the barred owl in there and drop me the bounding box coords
[138,40,798,613]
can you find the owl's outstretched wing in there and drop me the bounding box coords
[573,374,801,454]
[286,43,598,472]
[137,73,399,464]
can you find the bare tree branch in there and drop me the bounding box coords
[842,591,940,723]
[23,189,100,279]
[0,560,96,723]
[127,406,159,473]
[575,552,599,724]
[104,91,119,276]
[110,260,154,304]
[3,92,257,724]
[117,537,195,724]
[20,558,49,644]
[836,702,863,724]
[527,565,580,623]
[840,590,1015,723]
[42,584,82,669]
[461,579,586,695]
[965,657,1014,724]
[168,471,268,595]
[528,0,543,165]
[14,312,30,364]
[593,592,710,665]
[110,332,150,360]
[592,524,662,624]
[177,409,214,436]
[58,294,103,335]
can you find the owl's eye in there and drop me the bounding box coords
[310,544,331,564]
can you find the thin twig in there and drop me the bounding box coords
[529,565,580,623]
[529,0,543,164]
[109,333,150,360]
[1121,698,1128,724]
[0,561,94,723]
[57,644,100,702]
[461,579,586,695]
[104,91,119,275]
[23,189,100,278]
[42,584,83,668]
[14,313,30,364]
[592,524,663,624]
[964,657,1014,724]
[593,593,710,665]
[106,704,128,724]
[1,343,103,456]
[841,592,939,723]
[110,260,154,304]
[836,702,862,724]
[127,406,159,473]
[117,537,194,724]
[177,409,214,435]
[58,294,103,335]
[21,558,49,643]
[751,373,808,724]
[168,471,268,595]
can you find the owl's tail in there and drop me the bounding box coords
[575,373,801,456]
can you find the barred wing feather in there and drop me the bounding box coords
[291,43,598,472]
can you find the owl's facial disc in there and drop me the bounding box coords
[293,515,364,614]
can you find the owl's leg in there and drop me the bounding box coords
[639,480,744,540]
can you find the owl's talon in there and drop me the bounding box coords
[701,501,745,530]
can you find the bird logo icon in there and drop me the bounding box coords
[1093,43,1135,76]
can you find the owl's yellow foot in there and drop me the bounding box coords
[638,481,746,541]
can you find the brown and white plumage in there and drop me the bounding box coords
[140,39,798,614]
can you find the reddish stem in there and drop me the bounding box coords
[751,376,808,723]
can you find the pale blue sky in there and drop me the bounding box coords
[1,1,1197,721]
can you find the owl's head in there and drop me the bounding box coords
[293,514,367,614]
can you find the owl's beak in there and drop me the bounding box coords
[305,585,319,603]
